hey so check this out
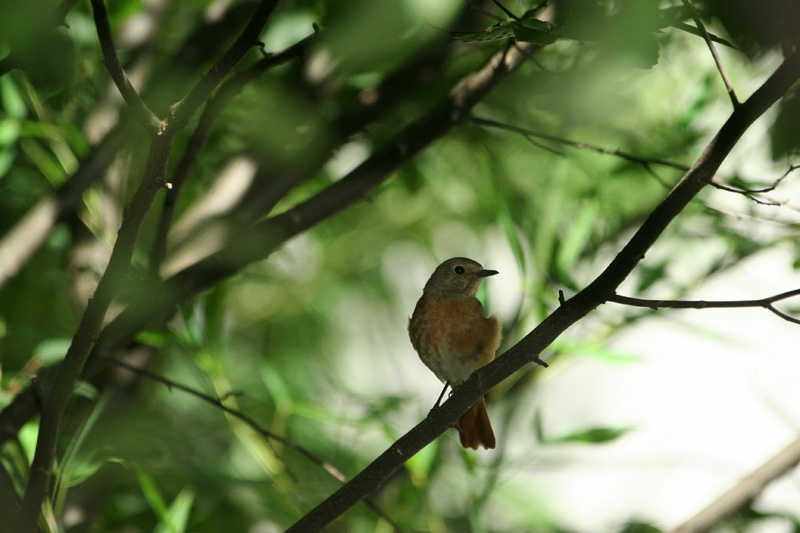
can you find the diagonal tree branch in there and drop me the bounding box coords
[17,131,175,531]
[285,47,800,532]
[14,2,284,529]
[672,436,800,533]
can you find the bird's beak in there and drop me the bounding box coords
[478,269,498,277]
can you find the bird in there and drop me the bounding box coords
[408,257,502,450]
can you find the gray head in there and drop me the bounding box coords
[423,257,498,297]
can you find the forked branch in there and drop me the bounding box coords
[89,0,163,134]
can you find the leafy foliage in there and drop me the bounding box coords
[1,0,799,531]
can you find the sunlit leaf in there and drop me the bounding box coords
[636,262,668,293]
[510,20,558,44]
[155,487,196,533]
[533,408,545,443]
[0,76,26,119]
[556,201,597,278]
[549,426,634,444]
[135,468,169,522]
[33,338,71,365]
[405,439,438,486]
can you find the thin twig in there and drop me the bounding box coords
[168,0,281,130]
[669,22,737,50]
[609,288,800,325]
[472,115,689,170]
[109,358,400,531]
[680,0,739,108]
[710,164,799,205]
[492,0,520,20]
[147,31,316,280]
[473,115,799,203]
[89,0,163,135]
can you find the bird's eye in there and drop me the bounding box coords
[454,265,465,275]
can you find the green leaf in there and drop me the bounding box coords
[53,393,112,515]
[556,201,597,276]
[0,146,17,179]
[0,76,27,119]
[510,20,558,44]
[155,487,196,533]
[494,196,526,272]
[261,360,292,411]
[453,16,558,44]
[636,262,668,293]
[34,338,71,365]
[533,408,545,443]
[405,439,438,486]
[554,340,641,364]
[136,468,170,522]
[0,118,20,145]
[452,22,515,43]
[550,426,634,444]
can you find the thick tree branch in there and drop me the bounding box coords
[673,436,800,533]
[168,0,280,130]
[286,48,800,531]
[16,2,287,526]
[610,288,800,325]
[17,132,174,531]
[89,0,163,135]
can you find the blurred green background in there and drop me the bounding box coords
[2,0,800,531]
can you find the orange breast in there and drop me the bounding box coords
[409,294,502,383]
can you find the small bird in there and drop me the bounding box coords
[408,257,502,449]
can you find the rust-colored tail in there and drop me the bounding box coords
[458,396,495,449]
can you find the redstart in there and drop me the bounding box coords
[408,257,501,449]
